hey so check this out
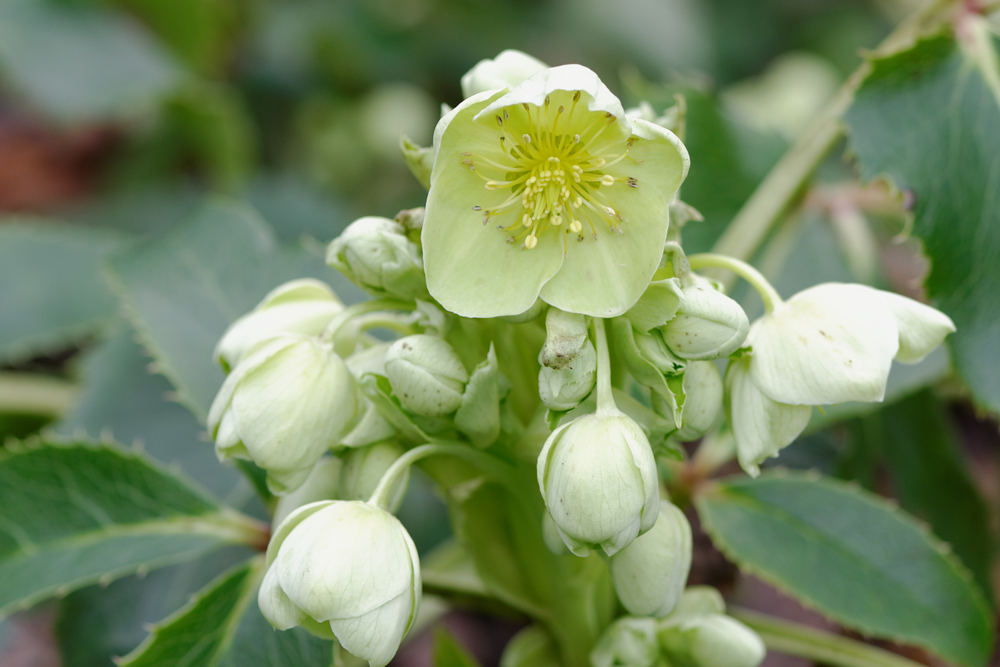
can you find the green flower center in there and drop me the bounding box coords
[463,92,638,251]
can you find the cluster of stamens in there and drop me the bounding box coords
[463,91,639,251]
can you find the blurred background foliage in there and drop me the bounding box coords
[0,0,997,664]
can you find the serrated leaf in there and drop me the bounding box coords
[0,441,263,617]
[120,556,333,667]
[695,472,993,667]
[433,627,482,667]
[0,222,123,364]
[0,0,180,120]
[844,28,1000,414]
[106,197,349,421]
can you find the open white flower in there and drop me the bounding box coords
[423,64,689,318]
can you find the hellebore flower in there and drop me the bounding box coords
[208,335,361,494]
[423,64,689,318]
[729,283,955,474]
[259,500,420,667]
[537,410,659,557]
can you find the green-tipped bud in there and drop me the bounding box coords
[661,284,748,360]
[538,339,597,411]
[591,617,661,667]
[651,361,723,442]
[260,500,420,667]
[610,501,692,617]
[541,308,588,369]
[384,335,469,416]
[215,279,343,372]
[272,457,342,527]
[658,615,765,667]
[208,335,362,494]
[327,216,429,299]
[340,441,409,512]
[537,410,659,557]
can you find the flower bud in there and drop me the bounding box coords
[651,362,723,441]
[537,410,659,557]
[208,335,362,494]
[272,457,342,527]
[339,441,409,512]
[215,279,343,372]
[609,501,692,617]
[259,500,420,667]
[343,344,398,447]
[538,339,597,411]
[327,216,429,300]
[592,617,660,667]
[661,284,748,360]
[658,615,765,667]
[540,308,589,369]
[384,335,469,416]
[460,49,548,98]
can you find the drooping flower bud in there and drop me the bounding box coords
[658,615,765,667]
[609,501,692,617]
[259,500,420,667]
[339,441,409,513]
[538,339,597,411]
[208,335,362,494]
[537,410,659,556]
[272,457,342,527]
[460,49,548,98]
[326,216,429,300]
[591,617,661,667]
[384,335,469,416]
[540,308,589,369]
[651,361,723,442]
[215,279,343,372]
[661,283,748,360]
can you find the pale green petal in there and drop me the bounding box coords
[618,117,690,200]
[430,89,505,176]
[461,50,548,98]
[266,499,337,566]
[259,279,340,308]
[479,64,627,126]
[259,565,308,631]
[276,502,412,620]
[423,98,564,316]
[330,588,412,667]
[869,287,955,364]
[728,357,812,477]
[749,283,898,405]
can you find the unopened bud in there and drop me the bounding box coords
[327,216,429,299]
[538,339,597,411]
[340,442,409,512]
[661,284,748,360]
[658,615,765,667]
[591,617,660,667]
[384,335,469,416]
[651,361,723,441]
[541,308,589,369]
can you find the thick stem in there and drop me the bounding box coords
[592,318,616,415]
[708,0,956,287]
[731,608,928,667]
[0,372,78,417]
[687,253,783,312]
[368,443,521,510]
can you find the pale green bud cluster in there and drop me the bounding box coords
[326,216,428,300]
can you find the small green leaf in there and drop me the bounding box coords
[696,472,993,667]
[454,345,501,448]
[0,222,123,364]
[0,441,263,617]
[433,628,482,667]
[845,28,1000,414]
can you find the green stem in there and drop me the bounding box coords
[731,608,929,667]
[0,372,78,417]
[687,253,783,312]
[708,0,956,287]
[368,443,521,510]
[592,318,616,415]
[322,298,413,342]
[350,313,419,337]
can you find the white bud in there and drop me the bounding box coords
[652,361,723,441]
[659,615,765,667]
[259,501,420,667]
[538,339,597,411]
[384,335,469,416]
[591,617,660,667]
[461,49,548,98]
[215,279,342,371]
[537,411,659,557]
[208,335,362,494]
[327,216,428,299]
[609,501,692,617]
[339,442,409,512]
[661,284,748,360]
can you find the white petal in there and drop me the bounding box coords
[330,588,413,667]
[259,564,306,630]
[870,288,955,364]
[748,283,898,405]
[461,50,548,98]
[728,357,812,477]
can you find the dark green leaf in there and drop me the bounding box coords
[106,198,348,420]
[845,29,1000,413]
[0,222,123,364]
[696,472,993,667]
[433,627,482,667]
[0,0,180,120]
[0,441,262,617]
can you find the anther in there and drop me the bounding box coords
[503,109,509,120]
[496,115,503,126]
[552,216,563,226]
[461,152,471,156]
[574,134,580,143]
[601,174,615,186]
[524,234,538,249]
[523,134,531,144]
[627,177,638,188]
[485,181,499,190]
[573,91,581,102]
[544,96,550,106]
[570,220,582,233]
[472,205,481,211]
